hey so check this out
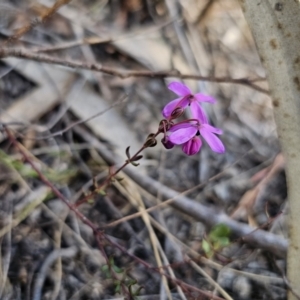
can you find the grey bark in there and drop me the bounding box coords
[238,1,300,298]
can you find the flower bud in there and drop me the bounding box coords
[170,107,184,119]
[182,136,202,155]
[161,137,174,149]
[158,119,172,132]
[144,133,157,148]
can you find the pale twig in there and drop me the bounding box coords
[32,247,78,300]
[0,202,12,299]
[32,37,112,53]
[113,180,174,300]
[0,47,268,93]
[50,204,70,300]
[189,260,233,300]
[0,187,50,239]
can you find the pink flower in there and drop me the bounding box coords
[168,121,225,155]
[162,82,216,123]
[182,136,202,156]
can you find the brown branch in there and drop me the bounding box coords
[0,47,268,94]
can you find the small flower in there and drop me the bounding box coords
[168,121,225,154]
[162,82,216,123]
[182,136,202,156]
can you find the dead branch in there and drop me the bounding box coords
[0,47,268,94]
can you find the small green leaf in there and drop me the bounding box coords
[202,239,211,254]
[87,198,95,204]
[98,189,106,196]
[127,279,137,287]
[133,286,144,297]
[115,281,121,293]
[213,237,230,250]
[109,256,114,266]
[101,264,109,272]
[217,237,230,247]
[113,265,123,273]
[209,224,231,241]
[101,264,111,278]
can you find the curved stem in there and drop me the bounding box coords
[75,131,160,207]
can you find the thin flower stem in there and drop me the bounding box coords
[74,131,160,207]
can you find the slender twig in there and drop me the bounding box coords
[0,47,268,93]
[24,95,127,140]
[32,37,112,53]
[74,131,159,207]
[32,247,78,300]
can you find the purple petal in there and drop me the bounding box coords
[201,123,223,135]
[168,82,191,96]
[182,137,202,156]
[190,101,208,124]
[200,128,225,153]
[169,126,197,145]
[162,97,189,118]
[169,121,197,132]
[162,97,182,118]
[194,93,216,104]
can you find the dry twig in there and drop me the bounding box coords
[0,47,268,93]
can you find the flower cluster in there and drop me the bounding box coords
[160,82,225,156]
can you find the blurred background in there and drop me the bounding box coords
[0,0,288,299]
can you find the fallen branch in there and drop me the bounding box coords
[0,47,268,94]
[74,126,288,257]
